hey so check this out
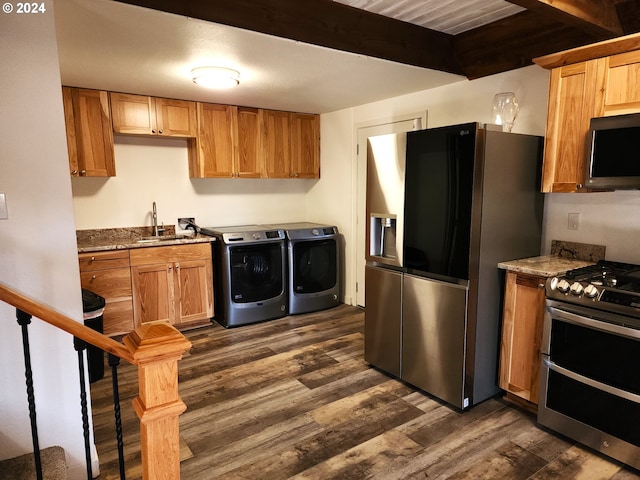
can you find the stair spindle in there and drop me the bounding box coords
[16,308,43,480]
[109,352,126,479]
[74,337,93,479]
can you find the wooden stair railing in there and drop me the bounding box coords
[0,281,192,480]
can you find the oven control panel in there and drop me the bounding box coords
[546,277,603,306]
[546,276,640,316]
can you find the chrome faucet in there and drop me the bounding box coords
[152,201,158,236]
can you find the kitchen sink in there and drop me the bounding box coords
[135,234,190,244]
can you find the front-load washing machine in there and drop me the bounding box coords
[266,222,340,315]
[200,225,287,327]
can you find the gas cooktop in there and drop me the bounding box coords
[546,260,640,318]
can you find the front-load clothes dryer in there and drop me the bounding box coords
[266,222,340,315]
[200,225,287,327]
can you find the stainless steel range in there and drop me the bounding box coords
[540,260,640,470]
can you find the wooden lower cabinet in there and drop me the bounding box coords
[130,243,213,328]
[78,250,133,336]
[499,271,547,407]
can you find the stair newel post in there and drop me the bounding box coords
[16,308,43,480]
[123,323,192,480]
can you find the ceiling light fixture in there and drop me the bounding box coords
[191,67,240,89]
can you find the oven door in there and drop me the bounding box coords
[538,300,640,470]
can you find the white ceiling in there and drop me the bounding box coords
[53,0,521,113]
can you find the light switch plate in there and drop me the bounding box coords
[0,193,7,220]
[568,212,580,230]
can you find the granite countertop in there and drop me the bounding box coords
[498,255,596,277]
[76,226,215,253]
[497,240,606,277]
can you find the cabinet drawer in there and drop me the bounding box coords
[80,268,132,300]
[79,250,130,271]
[130,243,212,266]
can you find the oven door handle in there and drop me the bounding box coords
[543,358,640,404]
[547,305,640,341]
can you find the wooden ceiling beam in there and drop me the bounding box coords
[114,0,464,75]
[508,0,623,36]
[454,10,606,78]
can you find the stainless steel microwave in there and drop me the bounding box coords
[585,113,640,190]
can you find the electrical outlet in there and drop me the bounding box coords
[178,217,196,229]
[568,213,580,230]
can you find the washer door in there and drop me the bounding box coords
[292,239,337,293]
[229,243,283,303]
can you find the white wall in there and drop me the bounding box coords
[543,191,640,263]
[0,4,91,478]
[72,137,313,230]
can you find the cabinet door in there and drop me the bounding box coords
[263,109,292,178]
[155,98,197,137]
[499,271,546,405]
[192,103,237,178]
[110,92,156,135]
[236,107,263,178]
[63,87,115,177]
[174,259,213,325]
[596,50,640,116]
[541,61,598,193]
[291,113,320,178]
[131,263,174,325]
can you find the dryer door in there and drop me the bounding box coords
[229,242,284,303]
[292,239,337,293]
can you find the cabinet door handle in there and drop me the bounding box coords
[175,264,180,270]
[539,283,545,289]
[158,130,163,134]
[92,275,96,280]
[80,170,86,176]
[71,170,78,175]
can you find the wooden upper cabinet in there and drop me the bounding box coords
[110,92,197,137]
[263,109,293,178]
[595,50,640,116]
[192,103,237,178]
[541,61,598,193]
[62,87,115,177]
[291,113,320,178]
[263,110,320,178]
[191,104,264,178]
[536,37,640,194]
[155,97,198,137]
[236,107,264,178]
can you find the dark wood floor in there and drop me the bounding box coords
[90,304,640,480]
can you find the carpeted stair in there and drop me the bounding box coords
[0,446,68,480]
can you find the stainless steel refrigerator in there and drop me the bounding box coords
[364,123,543,409]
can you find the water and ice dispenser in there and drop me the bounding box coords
[369,214,399,264]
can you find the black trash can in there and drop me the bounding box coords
[81,288,105,383]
